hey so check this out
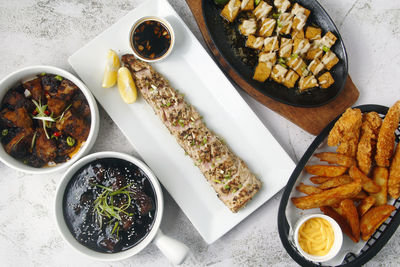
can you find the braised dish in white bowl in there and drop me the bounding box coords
[0,65,99,174]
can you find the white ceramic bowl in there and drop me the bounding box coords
[129,16,175,62]
[54,151,188,264]
[0,65,99,174]
[293,214,343,263]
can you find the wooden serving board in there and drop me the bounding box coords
[184,0,359,135]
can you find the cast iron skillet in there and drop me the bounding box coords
[202,0,348,107]
[278,105,400,266]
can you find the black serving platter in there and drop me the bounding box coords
[278,105,400,266]
[202,0,348,107]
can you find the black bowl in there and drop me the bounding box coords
[202,0,348,107]
[278,105,400,266]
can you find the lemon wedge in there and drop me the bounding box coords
[102,49,120,88]
[117,67,137,104]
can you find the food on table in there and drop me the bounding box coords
[102,49,120,88]
[328,108,362,157]
[375,100,400,167]
[292,101,400,244]
[356,112,382,175]
[121,54,261,212]
[370,167,388,206]
[117,67,138,104]
[63,158,156,253]
[389,143,400,198]
[298,217,334,256]
[131,19,172,60]
[360,205,395,241]
[0,74,91,167]
[304,165,347,177]
[220,0,339,91]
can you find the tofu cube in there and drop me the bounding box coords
[305,26,322,40]
[293,38,310,55]
[239,18,257,36]
[321,51,339,70]
[253,1,272,21]
[308,58,325,76]
[259,52,277,64]
[221,0,241,23]
[240,0,254,11]
[253,62,272,82]
[292,29,304,39]
[279,38,293,58]
[287,56,308,76]
[259,18,276,37]
[299,76,318,91]
[246,35,265,50]
[271,64,288,83]
[274,0,291,13]
[283,70,300,88]
[318,72,335,88]
[317,31,337,49]
[276,13,294,35]
[291,3,310,31]
[306,42,324,60]
[263,36,279,52]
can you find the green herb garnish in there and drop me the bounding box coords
[67,136,75,146]
[255,0,261,5]
[31,131,37,149]
[54,75,63,81]
[322,45,330,52]
[2,129,8,136]
[91,183,134,231]
[40,72,46,76]
[291,53,298,59]
[214,179,221,184]
[32,98,55,139]
[224,185,230,190]
[272,13,281,19]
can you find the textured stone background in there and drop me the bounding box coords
[0,0,399,266]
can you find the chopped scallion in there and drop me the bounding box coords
[1,129,8,136]
[322,45,330,52]
[67,136,75,146]
[54,75,63,81]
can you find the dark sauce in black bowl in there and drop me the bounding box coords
[63,158,157,253]
[131,19,172,60]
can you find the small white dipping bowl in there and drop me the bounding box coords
[293,214,343,263]
[54,151,189,264]
[0,65,99,174]
[129,16,175,62]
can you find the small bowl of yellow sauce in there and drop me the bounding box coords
[294,214,343,263]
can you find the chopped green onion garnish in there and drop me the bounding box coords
[178,119,185,127]
[31,131,37,149]
[238,184,242,189]
[224,185,230,190]
[203,137,207,145]
[277,20,283,28]
[54,75,63,81]
[2,129,8,136]
[278,58,286,64]
[166,102,171,107]
[279,63,287,68]
[291,53,298,59]
[255,0,261,5]
[67,136,75,146]
[214,179,221,184]
[322,45,330,52]
[40,72,46,76]
[272,13,280,19]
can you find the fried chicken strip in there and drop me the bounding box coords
[356,112,382,174]
[328,108,362,157]
[375,100,400,167]
[388,144,400,198]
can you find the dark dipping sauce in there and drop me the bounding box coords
[63,158,157,253]
[132,20,171,60]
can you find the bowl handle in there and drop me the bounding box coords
[153,229,189,265]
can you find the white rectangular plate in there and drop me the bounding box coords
[69,0,295,244]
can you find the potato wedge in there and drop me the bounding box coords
[370,167,388,206]
[304,165,347,177]
[340,199,360,242]
[314,152,356,167]
[353,190,368,201]
[360,205,395,241]
[349,166,381,193]
[388,143,400,199]
[318,175,353,190]
[292,180,361,209]
[320,206,358,242]
[296,183,323,195]
[357,196,376,217]
[309,176,331,184]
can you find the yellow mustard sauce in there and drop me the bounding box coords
[298,217,334,256]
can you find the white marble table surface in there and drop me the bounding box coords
[0,0,399,266]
